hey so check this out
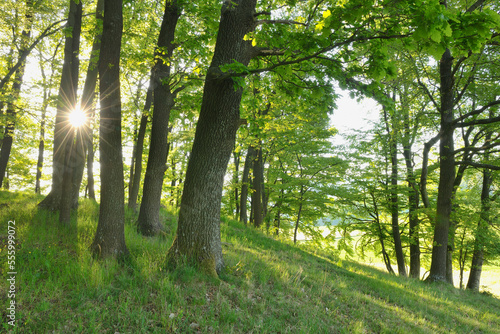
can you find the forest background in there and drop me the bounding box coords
[1,0,500,302]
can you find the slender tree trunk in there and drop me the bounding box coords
[233,150,240,219]
[251,146,264,228]
[240,146,256,224]
[383,105,406,277]
[35,106,46,194]
[372,192,395,275]
[87,136,96,200]
[293,186,304,245]
[403,122,420,279]
[420,134,440,209]
[39,0,83,211]
[90,0,129,259]
[467,139,493,291]
[72,0,103,208]
[137,1,181,236]
[427,49,456,283]
[167,0,257,276]
[0,0,33,187]
[128,110,149,211]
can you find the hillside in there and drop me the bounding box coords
[1,191,500,333]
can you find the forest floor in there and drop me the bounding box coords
[1,191,500,333]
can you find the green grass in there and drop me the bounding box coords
[1,191,500,333]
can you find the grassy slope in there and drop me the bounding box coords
[0,191,499,333]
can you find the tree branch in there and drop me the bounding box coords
[455,161,500,170]
[0,18,68,93]
[452,99,500,126]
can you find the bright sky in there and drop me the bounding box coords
[330,91,380,144]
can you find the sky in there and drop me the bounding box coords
[329,91,380,145]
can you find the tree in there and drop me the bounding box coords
[137,0,182,236]
[167,0,258,275]
[38,0,83,211]
[0,0,34,188]
[90,0,128,259]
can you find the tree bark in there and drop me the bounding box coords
[167,0,257,276]
[403,116,420,279]
[58,0,83,225]
[467,137,493,291]
[137,0,181,236]
[39,0,83,211]
[90,0,129,259]
[240,146,256,224]
[384,105,407,277]
[466,172,491,291]
[232,150,240,219]
[128,110,149,211]
[427,48,456,283]
[72,0,103,208]
[251,146,264,228]
[0,0,33,188]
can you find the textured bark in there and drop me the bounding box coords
[167,0,257,275]
[39,0,83,210]
[72,0,103,207]
[90,0,128,259]
[58,0,83,225]
[0,0,33,187]
[427,48,456,283]
[137,1,181,236]
[239,146,256,224]
[466,167,492,291]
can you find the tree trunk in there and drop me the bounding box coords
[240,146,256,224]
[427,48,455,283]
[72,0,103,208]
[420,134,440,209]
[39,0,83,211]
[251,146,264,228]
[403,121,420,279]
[0,0,33,187]
[137,1,181,236]
[87,136,96,200]
[90,0,129,259]
[58,0,83,225]
[232,150,240,219]
[383,104,406,277]
[167,0,257,276]
[467,147,493,291]
[372,192,395,275]
[128,110,149,211]
[293,186,305,245]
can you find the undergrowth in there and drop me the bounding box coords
[1,191,499,333]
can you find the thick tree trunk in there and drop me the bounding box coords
[72,0,103,208]
[167,0,257,276]
[90,0,129,259]
[427,49,455,283]
[58,0,83,225]
[39,0,83,211]
[240,146,256,224]
[137,1,181,236]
